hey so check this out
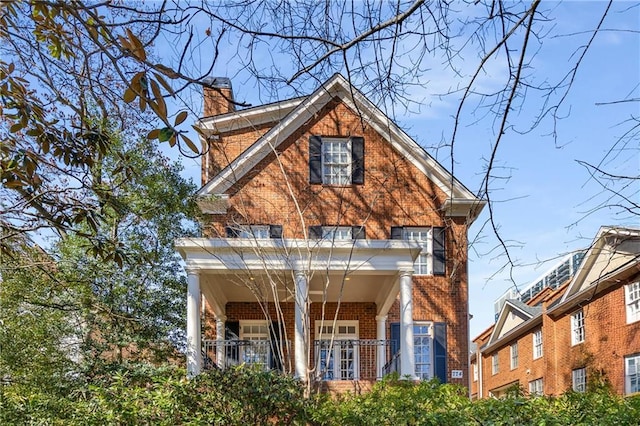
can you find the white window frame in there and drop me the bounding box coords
[403,227,433,275]
[572,367,586,392]
[321,138,351,185]
[321,226,353,240]
[533,329,543,359]
[413,322,434,380]
[510,342,519,370]
[236,225,270,239]
[625,353,640,395]
[529,378,543,396]
[473,363,478,382]
[571,309,585,345]
[239,320,271,368]
[492,353,499,375]
[626,282,640,324]
[315,320,359,380]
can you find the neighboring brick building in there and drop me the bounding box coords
[176,74,485,391]
[471,226,640,398]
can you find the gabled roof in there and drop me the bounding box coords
[487,299,542,347]
[196,73,485,221]
[556,225,640,309]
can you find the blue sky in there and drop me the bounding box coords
[163,1,639,338]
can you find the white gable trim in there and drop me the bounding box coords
[560,226,640,304]
[198,74,483,218]
[487,300,535,345]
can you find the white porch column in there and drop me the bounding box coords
[216,315,227,368]
[293,269,309,380]
[399,269,417,379]
[186,270,202,377]
[376,315,387,379]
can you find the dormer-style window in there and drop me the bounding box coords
[226,224,282,239]
[309,136,364,185]
[309,225,366,240]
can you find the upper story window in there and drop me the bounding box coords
[533,329,543,359]
[510,342,519,370]
[626,282,640,324]
[571,309,585,345]
[625,353,640,395]
[226,224,282,239]
[572,367,586,392]
[309,225,366,240]
[492,353,499,375]
[309,136,364,185]
[392,226,446,275]
[473,363,478,382]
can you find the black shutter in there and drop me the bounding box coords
[309,135,322,184]
[390,322,400,356]
[225,321,240,364]
[309,226,323,239]
[390,226,404,240]
[269,321,283,371]
[352,226,366,239]
[434,322,447,383]
[351,136,364,184]
[269,225,283,239]
[225,226,239,238]
[433,227,446,276]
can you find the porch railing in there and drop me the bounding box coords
[203,339,291,371]
[313,339,392,381]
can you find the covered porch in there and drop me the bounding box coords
[175,238,422,382]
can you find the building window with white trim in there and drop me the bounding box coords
[626,282,640,324]
[473,363,478,382]
[510,342,519,370]
[240,321,271,368]
[572,367,586,392]
[315,321,359,380]
[625,354,640,395]
[414,322,434,380]
[492,353,499,375]
[322,138,351,185]
[533,329,543,359]
[571,309,585,345]
[529,378,543,396]
[394,227,445,275]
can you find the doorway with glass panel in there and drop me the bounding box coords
[315,321,359,380]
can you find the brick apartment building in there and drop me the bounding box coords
[175,74,485,391]
[471,226,640,399]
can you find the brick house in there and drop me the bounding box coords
[471,226,640,398]
[175,74,484,390]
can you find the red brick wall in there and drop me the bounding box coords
[475,277,640,397]
[200,94,473,387]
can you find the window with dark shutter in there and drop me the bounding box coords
[434,322,447,383]
[433,227,446,276]
[269,225,283,239]
[309,135,322,184]
[352,226,366,239]
[225,226,239,238]
[309,226,323,239]
[351,136,364,184]
[390,226,404,240]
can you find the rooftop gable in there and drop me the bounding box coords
[559,226,640,305]
[487,299,542,345]
[196,73,485,221]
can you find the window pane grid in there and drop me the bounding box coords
[626,282,640,323]
[626,355,640,395]
[572,368,586,392]
[571,310,585,345]
[322,226,352,240]
[322,140,351,185]
[533,330,543,359]
[403,228,432,276]
[511,342,518,370]
[413,323,433,380]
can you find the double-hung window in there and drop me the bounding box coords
[533,329,543,359]
[510,342,519,370]
[571,309,585,345]
[626,282,640,324]
[309,136,364,185]
[625,354,640,395]
[529,378,543,396]
[572,367,586,392]
[392,226,446,275]
[492,353,499,375]
[414,322,434,380]
[309,225,366,240]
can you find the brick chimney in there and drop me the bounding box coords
[203,77,235,116]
